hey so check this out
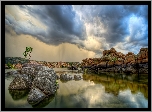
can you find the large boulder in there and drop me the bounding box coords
[27,87,46,105]
[31,69,58,95]
[27,66,58,105]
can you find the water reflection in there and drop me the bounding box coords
[5,69,148,108]
[9,89,30,101]
[83,73,148,99]
[32,94,55,108]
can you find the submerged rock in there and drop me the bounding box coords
[74,75,82,80]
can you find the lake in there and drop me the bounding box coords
[5,68,148,108]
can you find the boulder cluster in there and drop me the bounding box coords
[7,64,59,106]
[6,64,82,106]
[81,48,148,74]
[59,73,82,81]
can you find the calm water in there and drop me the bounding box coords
[5,68,148,108]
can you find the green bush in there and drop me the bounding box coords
[7,62,15,69]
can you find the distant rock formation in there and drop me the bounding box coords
[5,57,80,69]
[81,48,148,74]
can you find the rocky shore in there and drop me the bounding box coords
[81,48,148,74]
[5,57,80,69]
[7,64,59,105]
[5,47,148,75]
[6,64,82,106]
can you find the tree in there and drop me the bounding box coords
[23,47,33,59]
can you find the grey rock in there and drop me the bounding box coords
[60,74,73,81]
[8,76,29,89]
[8,64,58,105]
[27,87,46,105]
[32,69,58,95]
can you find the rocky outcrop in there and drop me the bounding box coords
[81,47,148,74]
[8,64,59,106]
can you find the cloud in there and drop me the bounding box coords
[126,15,148,46]
[5,25,95,62]
[5,5,148,57]
[5,5,87,45]
[119,90,148,108]
[18,5,87,44]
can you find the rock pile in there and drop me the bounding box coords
[60,74,73,81]
[59,73,82,81]
[8,64,59,106]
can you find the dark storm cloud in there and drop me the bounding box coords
[5,5,148,55]
[6,5,86,46]
[123,5,148,20]
[99,5,147,46]
[25,5,86,42]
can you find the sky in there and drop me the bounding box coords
[5,5,148,62]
